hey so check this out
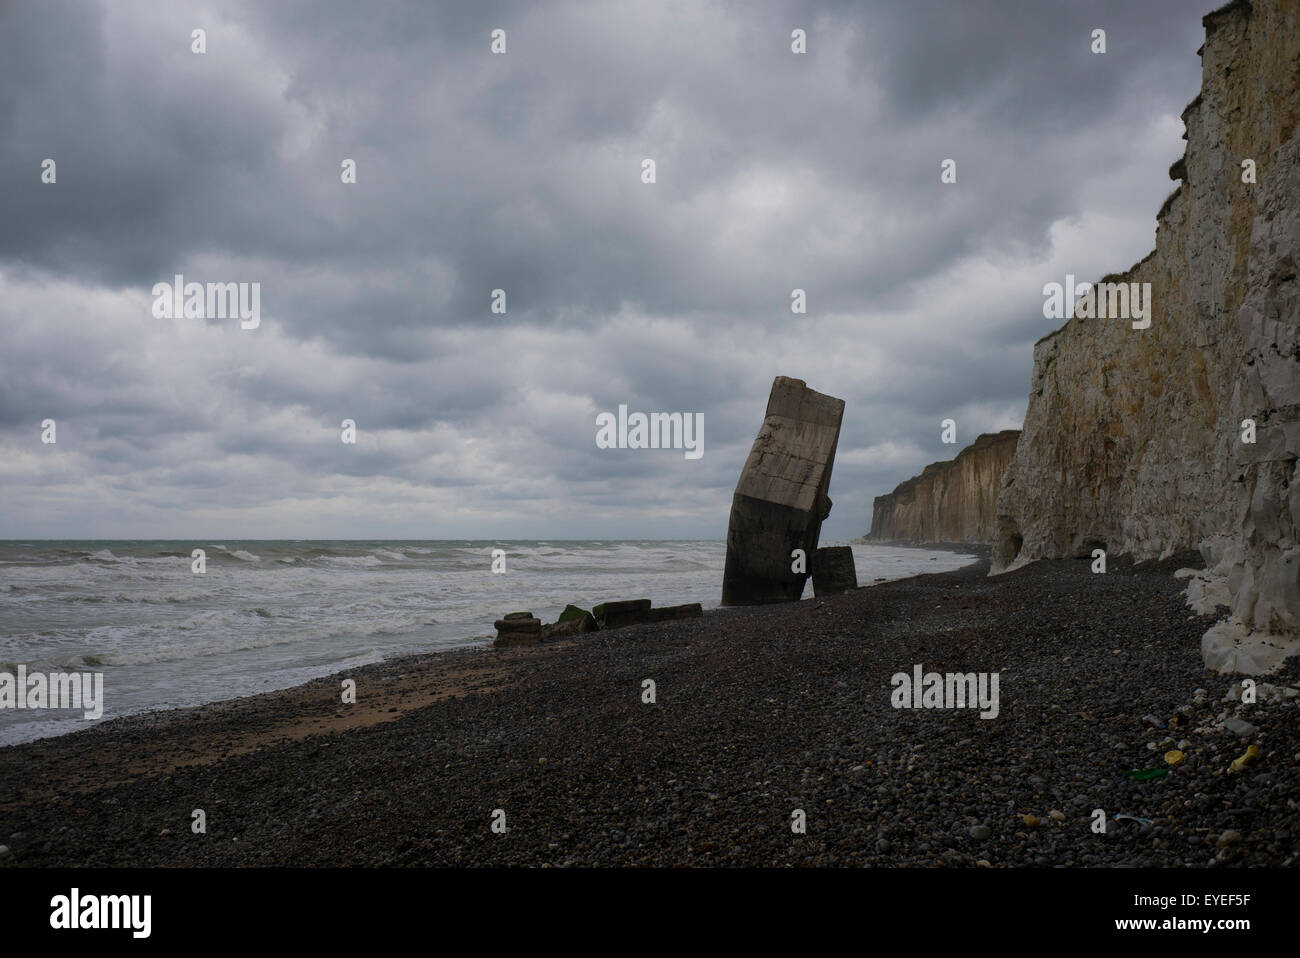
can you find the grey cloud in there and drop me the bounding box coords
[0,0,1210,538]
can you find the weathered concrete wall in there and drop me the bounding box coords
[994,0,1300,672]
[867,431,1019,545]
[721,376,845,605]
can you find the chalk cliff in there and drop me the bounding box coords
[993,0,1300,672]
[867,431,1019,544]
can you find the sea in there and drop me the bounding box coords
[0,540,976,745]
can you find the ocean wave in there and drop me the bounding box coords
[302,546,348,557]
[1,653,108,674]
[40,609,441,668]
[320,555,383,567]
[43,588,205,606]
[208,545,261,561]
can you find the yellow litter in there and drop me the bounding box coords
[1227,744,1260,775]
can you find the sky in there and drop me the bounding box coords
[0,0,1209,540]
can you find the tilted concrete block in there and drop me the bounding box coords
[722,377,845,605]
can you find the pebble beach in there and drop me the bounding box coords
[1,552,1296,868]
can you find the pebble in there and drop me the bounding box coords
[1023,814,1040,828]
[1217,830,1242,848]
[1049,810,1065,822]
[970,825,991,840]
[1224,718,1257,738]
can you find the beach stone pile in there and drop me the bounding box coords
[494,601,702,646]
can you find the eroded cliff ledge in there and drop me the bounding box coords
[867,430,1019,545]
[993,0,1300,672]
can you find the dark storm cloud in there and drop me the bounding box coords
[0,0,1207,537]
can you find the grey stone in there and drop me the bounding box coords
[644,603,703,623]
[721,377,845,605]
[494,614,543,647]
[1217,830,1243,848]
[556,605,599,631]
[540,618,584,640]
[494,617,541,633]
[1224,717,1258,738]
[812,546,857,596]
[493,632,541,648]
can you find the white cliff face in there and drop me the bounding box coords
[868,431,1019,545]
[994,0,1300,673]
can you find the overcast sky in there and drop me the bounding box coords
[0,0,1207,540]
